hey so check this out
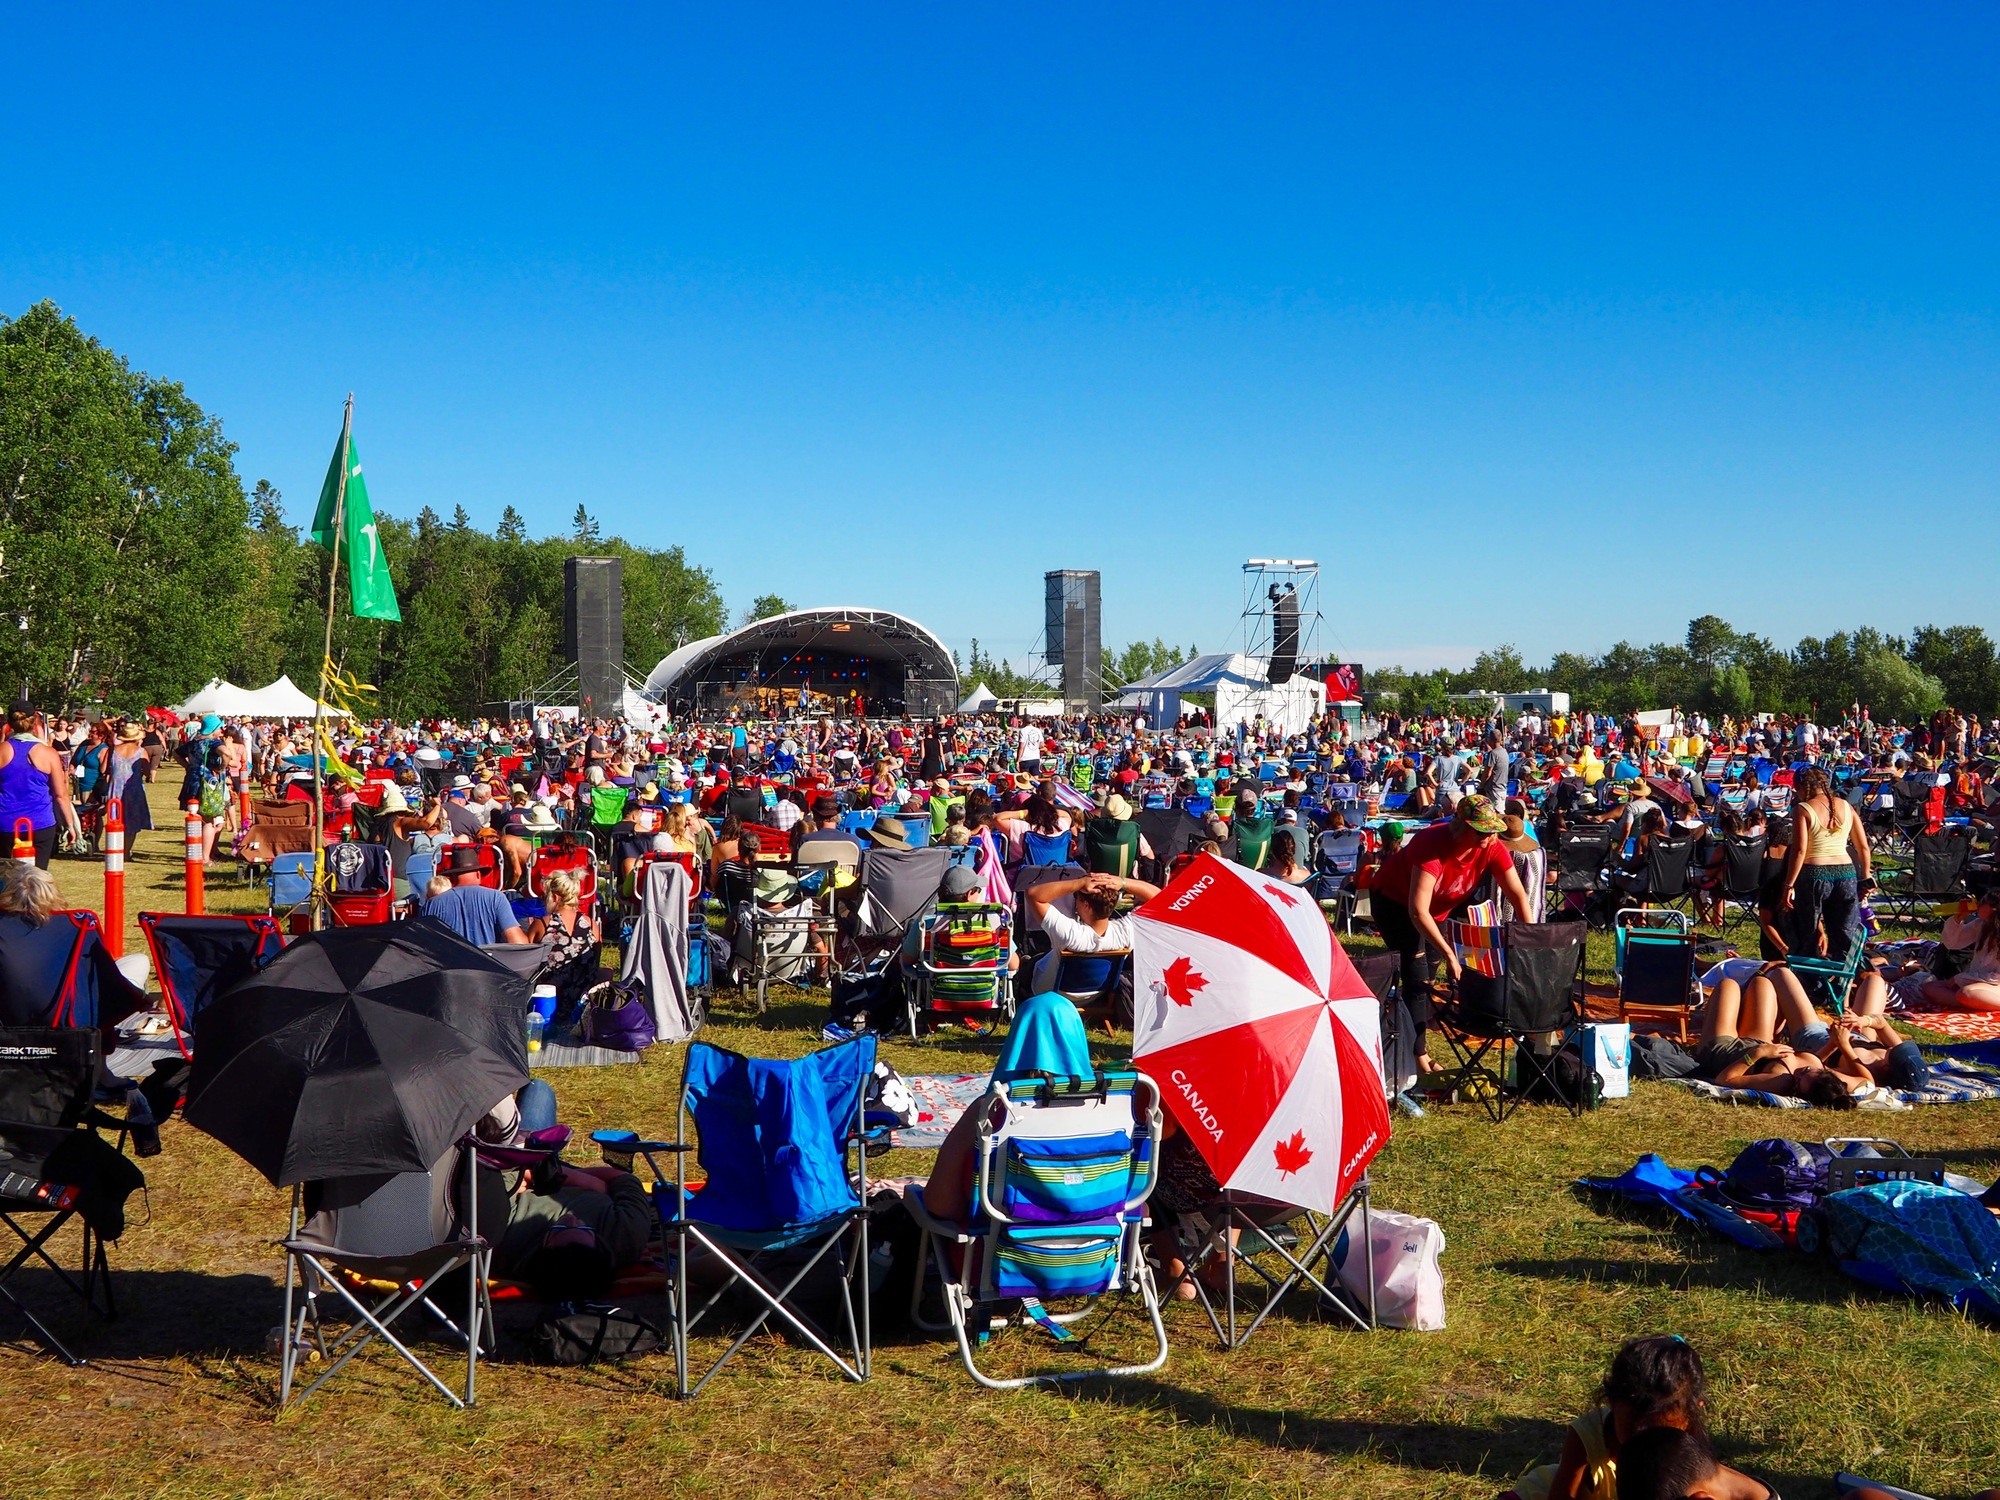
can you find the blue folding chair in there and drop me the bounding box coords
[1021,829,1073,867]
[904,1069,1166,1388]
[1052,949,1129,1011]
[137,911,285,1058]
[660,1035,876,1397]
[269,852,316,913]
[401,849,437,907]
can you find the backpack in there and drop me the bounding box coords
[196,767,230,821]
[529,1303,665,1366]
[1718,1138,1833,1215]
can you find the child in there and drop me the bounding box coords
[1503,1335,1709,1500]
[1612,1426,1775,1500]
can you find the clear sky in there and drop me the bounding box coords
[5,5,1997,676]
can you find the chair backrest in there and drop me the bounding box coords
[530,843,598,903]
[837,810,878,834]
[1231,815,1276,871]
[680,1034,876,1233]
[1910,830,1973,898]
[270,852,316,909]
[1318,829,1365,874]
[970,1070,1159,1301]
[741,822,793,861]
[1021,829,1073,867]
[0,1025,102,1129]
[1053,948,1128,1001]
[859,846,953,928]
[1454,920,1585,1034]
[139,912,285,1055]
[900,817,933,849]
[403,849,437,902]
[589,784,630,827]
[301,1157,459,1260]
[326,841,393,895]
[795,837,863,878]
[1619,928,1697,1006]
[1721,834,1769,899]
[1645,833,1699,897]
[1083,817,1141,878]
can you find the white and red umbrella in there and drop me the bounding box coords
[1130,853,1390,1215]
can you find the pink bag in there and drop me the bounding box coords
[1334,1208,1446,1330]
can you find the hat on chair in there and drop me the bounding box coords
[865,817,910,851]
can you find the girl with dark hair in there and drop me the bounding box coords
[1503,1334,1710,1500]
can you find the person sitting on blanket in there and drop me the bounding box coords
[1502,1333,1711,1500]
[1693,968,1867,1105]
[1920,887,2000,1013]
[919,973,1098,1225]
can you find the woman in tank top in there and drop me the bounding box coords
[0,702,82,869]
[1779,765,1872,971]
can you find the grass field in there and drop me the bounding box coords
[11,784,2000,1500]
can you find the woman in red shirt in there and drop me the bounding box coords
[1371,794,1536,1073]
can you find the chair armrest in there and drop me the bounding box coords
[901,1183,972,1241]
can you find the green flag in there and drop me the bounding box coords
[309,426,401,622]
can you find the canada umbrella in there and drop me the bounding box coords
[1130,853,1390,1214]
[184,923,530,1187]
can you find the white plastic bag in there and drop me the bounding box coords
[1333,1208,1446,1330]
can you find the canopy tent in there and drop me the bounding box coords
[957,681,999,713]
[1112,652,1327,737]
[173,679,257,717]
[233,675,349,719]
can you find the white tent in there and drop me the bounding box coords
[957,681,999,713]
[173,679,257,717]
[234,675,349,719]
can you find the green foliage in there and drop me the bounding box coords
[964,638,1042,698]
[1366,615,1991,720]
[740,593,793,627]
[1106,637,1188,688]
[0,301,251,708]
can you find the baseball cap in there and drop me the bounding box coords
[1454,794,1508,835]
[940,865,982,900]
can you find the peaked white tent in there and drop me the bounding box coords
[957,681,999,713]
[235,675,348,719]
[173,679,257,717]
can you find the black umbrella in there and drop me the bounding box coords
[185,921,531,1187]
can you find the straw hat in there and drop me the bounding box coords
[865,817,910,850]
[115,719,144,744]
[523,801,560,833]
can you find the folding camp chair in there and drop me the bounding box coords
[324,841,395,927]
[1314,828,1368,931]
[1136,808,1196,883]
[659,1035,875,1398]
[1553,825,1616,922]
[1433,920,1587,1122]
[906,902,1013,1038]
[1179,1181,1375,1348]
[0,1026,144,1364]
[1230,815,1275,871]
[1717,833,1769,920]
[1020,829,1074,867]
[1781,939,1868,1017]
[848,845,951,968]
[1641,832,1700,913]
[1615,907,1701,1042]
[1051,948,1129,1022]
[138,912,285,1059]
[530,842,600,920]
[903,1069,1167,1389]
[269,851,316,918]
[718,861,823,1011]
[277,1139,491,1409]
[1876,829,1973,924]
[1353,949,1418,1104]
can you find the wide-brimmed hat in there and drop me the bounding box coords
[865,817,910,850]
[116,719,144,743]
[1454,794,1508,836]
[438,843,487,876]
[523,801,560,832]
[1104,793,1134,822]
[449,773,473,791]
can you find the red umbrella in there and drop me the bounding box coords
[1130,853,1390,1214]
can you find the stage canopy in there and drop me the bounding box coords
[642,606,958,719]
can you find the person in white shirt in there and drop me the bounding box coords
[1017,721,1045,774]
[1024,871,1161,995]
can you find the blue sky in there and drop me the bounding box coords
[5,5,1997,676]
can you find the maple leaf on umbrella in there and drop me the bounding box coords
[1263,883,1301,908]
[1272,1130,1313,1177]
[1161,956,1208,1007]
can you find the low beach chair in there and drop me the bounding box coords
[904,1068,1166,1389]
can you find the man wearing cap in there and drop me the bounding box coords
[1369,793,1537,1074]
[422,843,528,945]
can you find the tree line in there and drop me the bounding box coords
[2,302,727,718]
[1366,615,2000,723]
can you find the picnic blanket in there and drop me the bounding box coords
[889,1074,988,1149]
[1896,1010,2000,1044]
[1670,1056,2000,1111]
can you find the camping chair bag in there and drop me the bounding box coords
[1455,921,1584,1034]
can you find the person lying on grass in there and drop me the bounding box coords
[1695,963,1926,1097]
[1500,1333,1711,1500]
[1693,969,1866,1106]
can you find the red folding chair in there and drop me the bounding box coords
[530,843,599,918]
[740,823,792,863]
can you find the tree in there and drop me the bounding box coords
[1709,663,1754,719]
[1907,625,2000,719]
[1856,649,1945,724]
[571,505,600,545]
[739,594,792,627]
[496,505,527,544]
[1106,638,1187,688]
[0,301,250,708]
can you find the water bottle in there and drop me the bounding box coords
[525,1010,545,1053]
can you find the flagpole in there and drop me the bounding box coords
[311,393,354,930]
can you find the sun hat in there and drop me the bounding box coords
[116,719,144,743]
[449,773,473,791]
[438,843,487,877]
[1454,794,1508,836]
[1104,793,1135,822]
[523,801,560,832]
[865,817,910,850]
[200,714,223,735]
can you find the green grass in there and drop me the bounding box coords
[10,786,1999,1499]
